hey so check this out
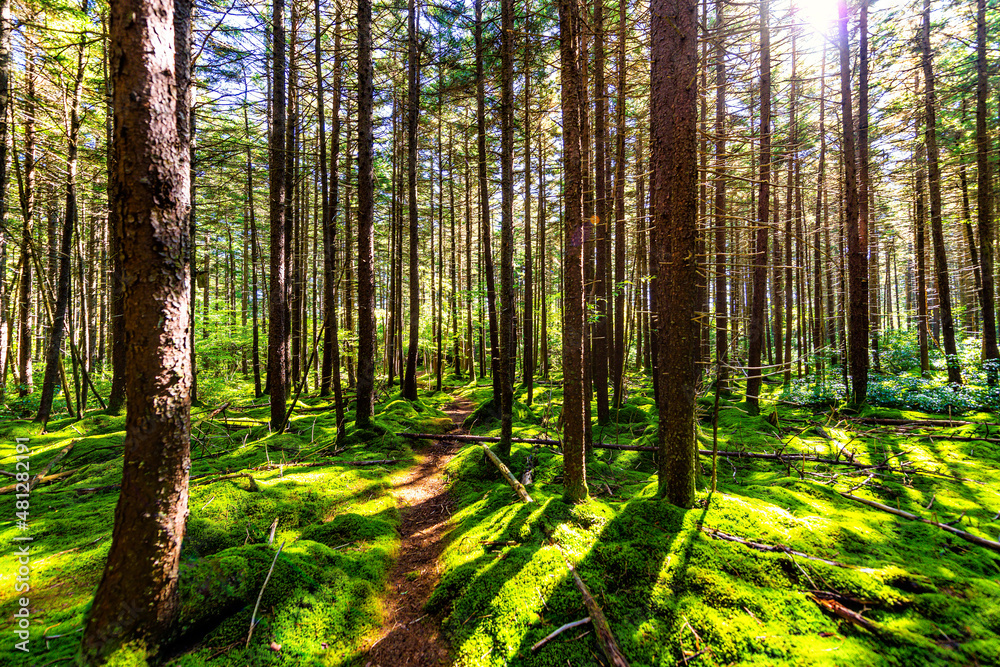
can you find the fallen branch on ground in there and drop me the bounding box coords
[811,594,882,634]
[481,445,533,503]
[700,526,853,568]
[531,617,592,652]
[540,525,630,667]
[840,493,1000,554]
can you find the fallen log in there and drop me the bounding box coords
[840,493,1000,554]
[30,439,77,491]
[852,417,992,428]
[531,617,591,652]
[0,469,75,494]
[541,525,629,667]
[481,445,533,503]
[811,595,882,634]
[700,526,853,568]
[400,432,561,446]
[195,472,260,491]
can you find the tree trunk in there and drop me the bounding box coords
[36,21,87,425]
[977,0,999,380]
[839,0,867,403]
[592,0,610,424]
[268,0,289,428]
[81,0,192,657]
[498,0,515,457]
[746,0,770,415]
[611,0,627,408]
[356,0,376,424]
[651,0,698,508]
[558,0,588,504]
[402,0,420,401]
[921,0,961,385]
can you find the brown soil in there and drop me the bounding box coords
[364,398,476,667]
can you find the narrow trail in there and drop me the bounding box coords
[365,398,476,666]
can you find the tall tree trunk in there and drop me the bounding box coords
[497,0,515,456]
[268,0,289,428]
[651,0,698,508]
[402,0,420,401]
[746,0,770,415]
[244,100,262,397]
[611,0,627,408]
[104,16,126,412]
[36,19,87,425]
[840,0,867,403]
[592,0,610,423]
[920,0,961,384]
[977,0,999,381]
[356,0,376,424]
[558,0,588,504]
[476,0,501,405]
[16,43,35,400]
[522,26,534,399]
[81,0,191,657]
[915,91,929,376]
[713,0,727,392]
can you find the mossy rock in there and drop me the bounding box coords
[412,416,454,435]
[463,398,501,429]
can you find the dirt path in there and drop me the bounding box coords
[365,399,475,667]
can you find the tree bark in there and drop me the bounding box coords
[920,0,961,385]
[558,0,588,504]
[81,0,192,656]
[977,0,999,380]
[498,0,515,457]
[355,0,376,425]
[402,0,420,401]
[268,0,289,428]
[746,0,770,414]
[651,0,698,508]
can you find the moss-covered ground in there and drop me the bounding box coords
[0,378,453,666]
[429,374,1000,666]
[2,354,1000,666]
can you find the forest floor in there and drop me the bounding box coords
[2,351,1000,666]
[365,399,475,666]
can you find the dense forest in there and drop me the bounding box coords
[2,0,1000,664]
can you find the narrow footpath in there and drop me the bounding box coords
[364,399,476,666]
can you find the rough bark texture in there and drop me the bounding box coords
[498,0,515,457]
[977,0,999,378]
[921,0,961,385]
[558,0,588,504]
[713,0,727,392]
[81,0,191,657]
[746,0,770,414]
[651,0,698,508]
[356,0,376,425]
[402,0,420,401]
[268,0,289,428]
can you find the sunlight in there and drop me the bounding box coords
[796,0,841,34]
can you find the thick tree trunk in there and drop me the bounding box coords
[558,0,587,504]
[651,0,698,508]
[81,0,192,657]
